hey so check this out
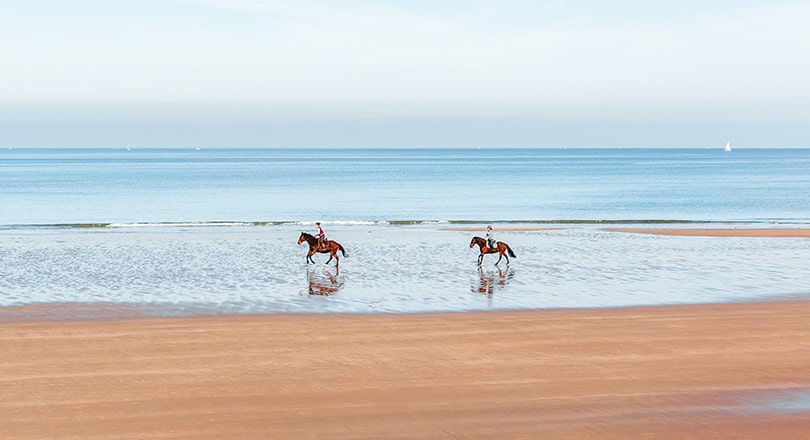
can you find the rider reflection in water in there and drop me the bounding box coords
[308,267,342,296]
[474,266,515,295]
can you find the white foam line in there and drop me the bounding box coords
[107,222,251,228]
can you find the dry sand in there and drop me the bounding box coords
[2,301,809,439]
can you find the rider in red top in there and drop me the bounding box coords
[315,222,326,248]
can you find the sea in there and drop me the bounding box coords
[2,147,809,319]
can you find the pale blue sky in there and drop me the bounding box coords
[1,0,809,147]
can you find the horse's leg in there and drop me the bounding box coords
[325,250,334,265]
[477,253,484,266]
[307,248,316,264]
[494,251,503,265]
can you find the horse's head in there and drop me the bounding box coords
[470,236,483,248]
[298,232,307,245]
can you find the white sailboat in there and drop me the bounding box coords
[724,141,732,152]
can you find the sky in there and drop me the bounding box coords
[1,0,809,147]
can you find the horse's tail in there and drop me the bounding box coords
[506,244,516,258]
[338,243,347,257]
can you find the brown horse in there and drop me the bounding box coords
[469,236,516,266]
[298,232,347,267]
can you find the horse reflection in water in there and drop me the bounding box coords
[307,267,343,296]
[473,266,515,296]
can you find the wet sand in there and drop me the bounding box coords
[3,301,809,439]
[606,227,810,237]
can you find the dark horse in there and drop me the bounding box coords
[298,232,347,267]
[469,236,516,266]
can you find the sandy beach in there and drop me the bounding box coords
[605,227,810,237]
[2,301,809,439]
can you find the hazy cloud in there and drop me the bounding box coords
[1,1,808,146]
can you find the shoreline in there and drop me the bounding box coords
[5,222,809,232]
[3,300,808,439]
[0,296,803,324]
[442,226,810,236]
[605,227,810,237]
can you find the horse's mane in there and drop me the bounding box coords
[300,231,314,238]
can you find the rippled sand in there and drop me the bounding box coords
[2,301,809,439]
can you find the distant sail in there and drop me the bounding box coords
[724,141,732,152]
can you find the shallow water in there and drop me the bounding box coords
[2,224,808,318]
[731,388,810,415]
[4,147,810,319]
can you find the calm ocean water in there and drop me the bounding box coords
[3,147,810,225]
[2,147,809,318]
